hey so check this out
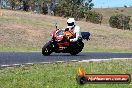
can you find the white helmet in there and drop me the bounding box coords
[67,18,75,29]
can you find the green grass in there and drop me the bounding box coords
[0,46,40,52]
[0,60,132,88]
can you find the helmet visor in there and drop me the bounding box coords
[67,22,74,26]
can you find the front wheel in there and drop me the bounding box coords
[42,42,53,56]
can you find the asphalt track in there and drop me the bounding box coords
[0,52,132,66]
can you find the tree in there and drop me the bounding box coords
[124,5,127,8]
[9,0,17,10]
[54,0,94,20]
[109,14,131,30]
[0,0,2,8]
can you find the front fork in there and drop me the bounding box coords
[49,39,58,51]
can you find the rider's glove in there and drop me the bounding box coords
[70,39,74,42]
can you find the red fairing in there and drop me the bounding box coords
[56,37,63,41]
[52,30,63,41]
[63,41,69,46]
[52,31,56,36]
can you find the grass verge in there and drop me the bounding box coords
[0,59,132,88]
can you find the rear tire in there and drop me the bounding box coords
[42,42,53,56]
[70,50,80,55]
[70,41,84,55]
[70,46,80,56]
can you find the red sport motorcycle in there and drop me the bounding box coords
[42,25,90,56]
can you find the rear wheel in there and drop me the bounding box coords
[42,42,53,56]
[70,51,79,55]
[70,41,84,55]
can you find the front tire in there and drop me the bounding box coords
[42,42,53,56]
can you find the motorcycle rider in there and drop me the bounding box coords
[66,18,82,42]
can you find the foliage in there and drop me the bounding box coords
[85,11,103,24]
[8,0,19,10]
[54,0,94,20]
[109,14,131,30]
[4,0,104,24]
[8,0,51,12]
